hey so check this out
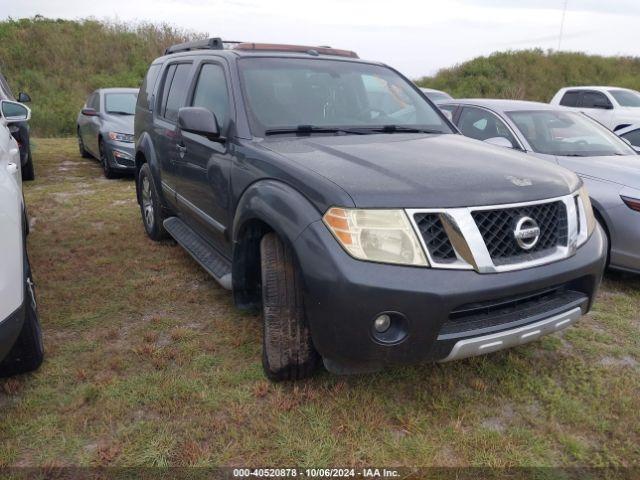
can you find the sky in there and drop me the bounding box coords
[1,0,639,78]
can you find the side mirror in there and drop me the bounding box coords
[178,107,222,141]
[81,108,99,117]
[17,92,31,103]
[0,100,31,123]
[485,136,514,149]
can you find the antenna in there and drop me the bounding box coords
[558,0,569,51]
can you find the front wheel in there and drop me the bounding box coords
[22,147,35,181]
[138,163,168,241]
[99,139,117,179]
[260,233,319,381]
[0,254,44,377]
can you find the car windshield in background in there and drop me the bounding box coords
[238,58,453,137]
[507,110,636,157]
[105,92,137,115]
[608,89,640,107]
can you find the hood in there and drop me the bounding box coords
[261,133,579,208]
[102,114,134,135]
[557,154,640,189]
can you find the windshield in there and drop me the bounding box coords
[507,110,636,157]
[105,92,138,115]
[238,58,453,136]
[608,89,640,107]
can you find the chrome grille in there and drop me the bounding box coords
[472,201,568,266]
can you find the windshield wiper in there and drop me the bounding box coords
[358,125,445,134]
[264,125,368,136]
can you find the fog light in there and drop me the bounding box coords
[374,314,391,333]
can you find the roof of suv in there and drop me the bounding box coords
[155,38,380,66]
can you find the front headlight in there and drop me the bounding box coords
[323,207,428,266]
[576,185,596,247]
[108,132,134,143]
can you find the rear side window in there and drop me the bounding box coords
[621,129,640,147]
[580,91,612,109]
[560,91,580,107]
[163,64,192,122]
[139,64,161,110]
[191,63,229,127]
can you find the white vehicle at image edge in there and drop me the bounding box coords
[550,86,640,132]
[0,99,43,377]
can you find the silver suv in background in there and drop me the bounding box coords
[442,99,640,274]
[77,88,138,178]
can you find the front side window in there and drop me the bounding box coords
[580,91,612,109]
[457,106,518,147]
[89,93,100,111]
[105,92,138,115]
[191,63,229,128]
[0,74,13,98]
[621,129,640,148]
[608,89,640,107]
[508,110,636,157]
[238,58,452,136]
[560,91,580,107]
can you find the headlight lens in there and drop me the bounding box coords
[108,131,134,143]
[577,185,596,247]
[323,207,428,266]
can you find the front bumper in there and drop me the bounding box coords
[0,303,25,363]
[294,221,606,372]
[103,140,135,172]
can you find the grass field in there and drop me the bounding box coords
[0,138,639,468]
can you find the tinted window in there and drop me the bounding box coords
[89,93,100,111]
[159,64,177,118]
[191,63,229,127]
[139,64,161,110]
[238,57,452,136]
[508,110,635,157]
[609,89,640,107]
[105,92,138,115]
[457,107,518,147]
[163,63,192,122]
[621,129,640,147]
[560,91,580,107]
[580,91,612,109]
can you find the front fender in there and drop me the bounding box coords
[231,180,334,308]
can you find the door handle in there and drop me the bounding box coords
[176,143,187,159]
[7,162,18,175]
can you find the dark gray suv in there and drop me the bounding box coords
[134,38,606,381]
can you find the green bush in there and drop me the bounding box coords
[417,49,640,102]
[0,16,204,136]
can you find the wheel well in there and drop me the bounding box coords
[592,206,611,266]
[134,152,147,204]
[232,219,274,310]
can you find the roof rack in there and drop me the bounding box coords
[164,38,359,58]
[164,38,244,55]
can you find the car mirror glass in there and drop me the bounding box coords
[1,100,31,123]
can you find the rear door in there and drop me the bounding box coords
[176,60,234,255]
[152,61,194,211]
[578,90,614,128]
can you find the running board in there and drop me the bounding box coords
[163,217,232,290]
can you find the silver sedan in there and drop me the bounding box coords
[441,99,640,274]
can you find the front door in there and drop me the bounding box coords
[176,61,233,256]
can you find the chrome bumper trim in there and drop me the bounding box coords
[438,306,582,362]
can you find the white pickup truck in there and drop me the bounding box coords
[550,86,640,132]
[0,99,43,377]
